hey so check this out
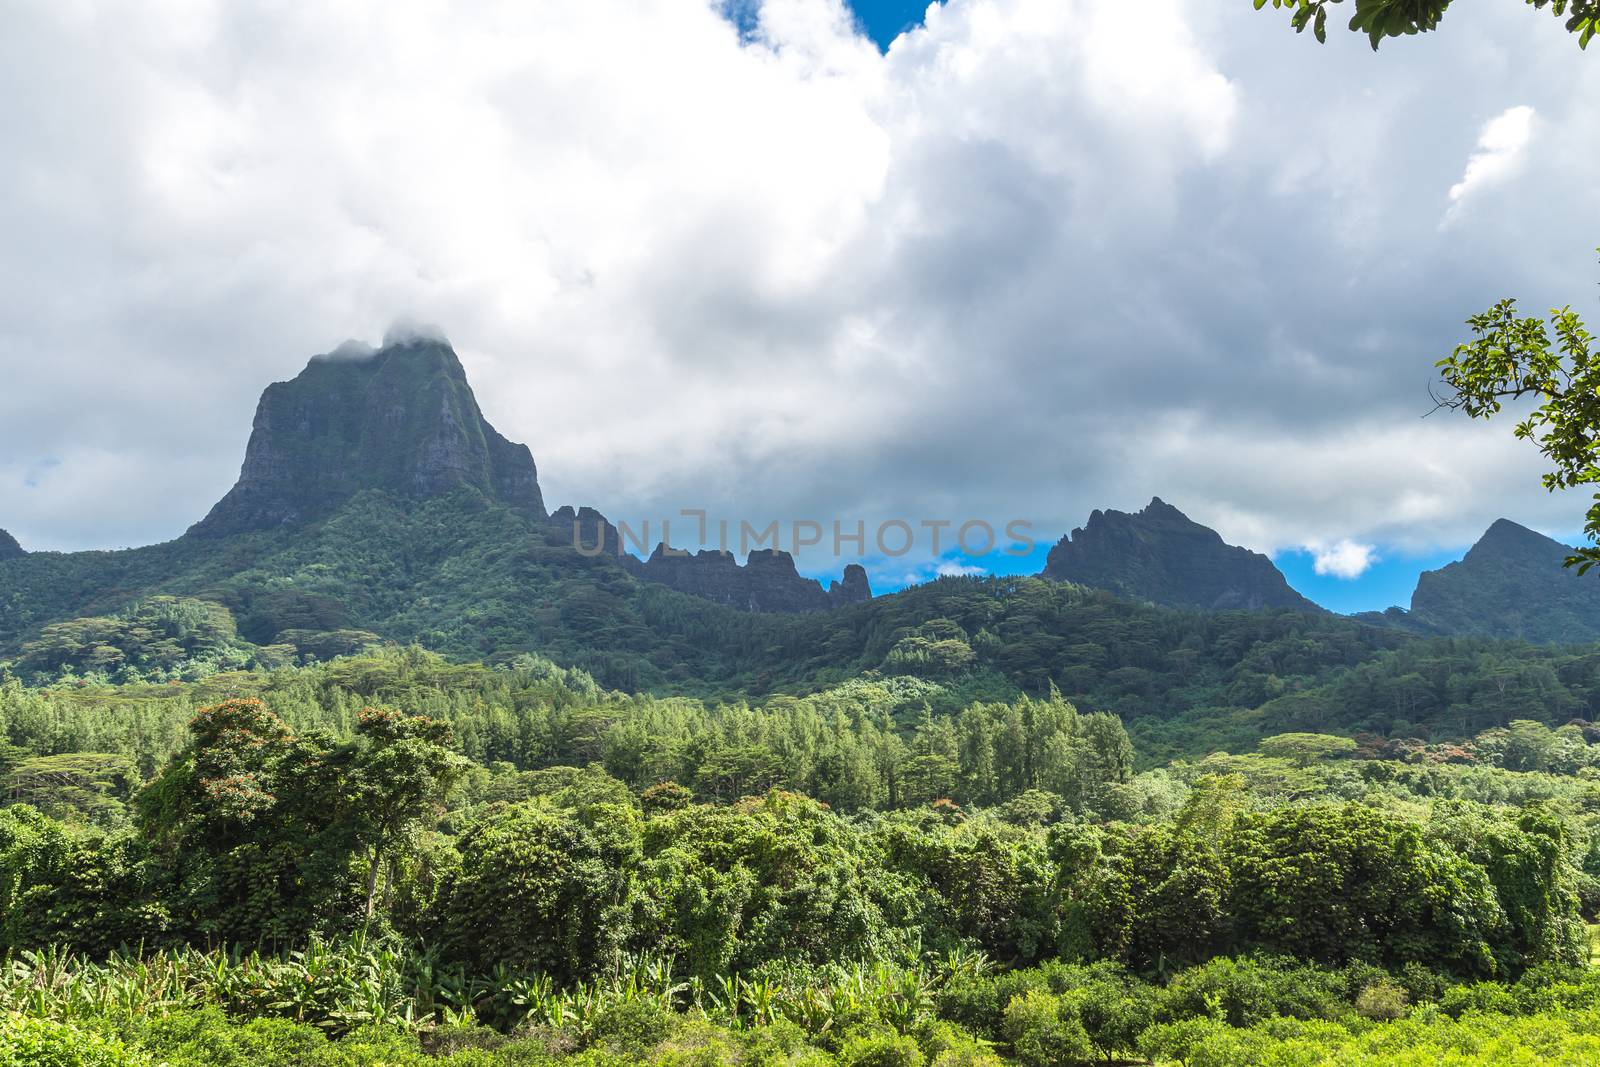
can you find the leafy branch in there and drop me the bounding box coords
[1253,0,1598,49]
[1434,249,1600,571]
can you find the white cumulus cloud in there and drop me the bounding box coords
[1310,539,1378,580]
[1445,104,1536,221]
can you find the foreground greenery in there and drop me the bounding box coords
[4,642,1600,1063]
[9,939,1600,1066]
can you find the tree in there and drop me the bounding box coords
[1257,732,1359,767]
[436,800,642,980]
[1003,990,1093,1067]
[1121,822,1233,971]
[1434,255,1600,571]
[136,698,469,941]
[1225,804,1507,973]
[1253,0,1599,49]
[136,699,352,942]
[3,753,137,824]
[0,804,75,950]
[344,706,469,921]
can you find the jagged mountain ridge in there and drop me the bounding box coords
[1399,518,1600,643]
[1040,497,1323,614]
[545,506,870,613]
[632,544,870,613]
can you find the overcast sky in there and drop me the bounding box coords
[2,0,1596,607]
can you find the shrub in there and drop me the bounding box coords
[1138,1018,1231,1067]
[591,999,675,1059]
[1000,991,1090,1067]
[1439,981,1518,1018]
[837,1030,924,1067]
[914,1020,1002,1067]
[1158,956,1347,1028]
[0,1013,156,1067]
[1354,979,1410,1021]
[641,1017,745,1067]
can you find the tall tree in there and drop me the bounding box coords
[1435,254,1600,571]
[344,707,470,921]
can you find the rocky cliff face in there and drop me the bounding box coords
[189,336,544,537]
[634,545,871,613]
[828,563,872,605]
[547,506,871,613]
[1405,519,1600,643]
[0,529,23,561]
[1041,497,1321,613]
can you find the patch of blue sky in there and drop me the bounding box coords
[719,0,936,50]
[806,536,1054,594]
[846,0,937,50]
[1273,545,1464,615]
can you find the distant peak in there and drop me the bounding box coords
[188,333,543,538]
[0,528,23,560]
[1142,496,1184,517]
[1042,498,1320,614]
[1408,517,1595,643]
[308,336,463,380]
[1469,518,1566,559]
[1481,517,1540,540]
[626,537,871,613]
[829,563,873,605]
[310,325,456,366]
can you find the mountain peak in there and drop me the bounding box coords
[0,528,23,561]
[1041,499,1320,613]
[1470,518,1563,560]
[829,563,872,604]
[382,319,451,350]
[1407,518,1596,642]
[189,336,544,538]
